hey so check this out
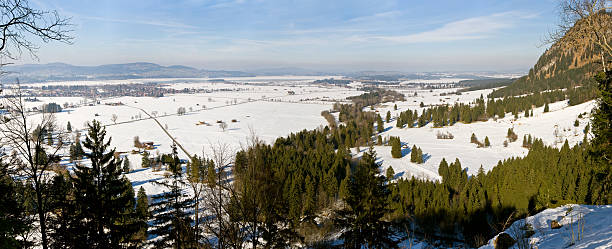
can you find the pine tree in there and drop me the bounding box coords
[544,103,550,112]
[391,137,402,158]
[48,174,83,249]
[417,147,424,163]
[69,137,84,162]
[123,157,130,173]
[376,114,384,133]
[72,120,138,248]
[484,136,490,147]
[66,121,72,132]
[386,167,395,180]
[0,162,32,248]
[336,147,397,248]
[590,71,612,203]
[141,151,151,168]
[394,104,397,110]
[149,144,196,249]
[386,111,391,123]
[133,187,149,245]
[410,145,418,163]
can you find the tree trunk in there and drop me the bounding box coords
[35,180,49,249]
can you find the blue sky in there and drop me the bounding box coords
[21,0,559,72]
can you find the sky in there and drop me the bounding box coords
[17,0,561,72]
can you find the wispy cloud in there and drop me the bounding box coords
[369,11,538,43]
[79,15,197,29]
[346,10,401,23]
[208,0,246,9]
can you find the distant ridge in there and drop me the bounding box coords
[0,62,254,83]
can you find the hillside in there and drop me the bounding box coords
[0,62,253,82]
[490,13,611,98]
[481,204,612,249]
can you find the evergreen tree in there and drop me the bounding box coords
[544,103,550,112]
[410,145,424,163]
[386,167,395,180]
[590,71,612,203]
[336,147,397,248]
[484,136,490,147]
[394,104,397,110]
[417,148,423,163]
[0,162,32,249]
[48,173,83,249]
[66,121,72,132]
[69,137,84,162]
[390,136,402,158]
[134,187,149,246]
[141,151,151,168]
[376,114,384,133]
[123,157,131,173]
[149,144,196,248]
[72,120,139,248]
[386,111,391,123]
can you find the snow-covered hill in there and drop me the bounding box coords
[481,205,612,249]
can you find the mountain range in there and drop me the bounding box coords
[0,62,254,83]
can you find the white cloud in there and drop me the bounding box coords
[370,11,537,43]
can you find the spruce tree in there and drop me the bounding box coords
[48,174,83,249]
[484,136,490,147]
[0,162,32,248]
[410,145,418,162]
[149,144,196,248]
[544,103,550,112]
[123,157,131,173]
[134,187,149,246]
[417,147,424,163]
[72,120,138,248]
[336,147,397,248]
[376,114,384,133]
[590,71,612,203]
[386,111,391,123]
[386,167,395,180]
[394,104,397,110]
[141,151,151,168]
[391,137,402,158]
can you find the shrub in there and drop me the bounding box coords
[507,128,518,142]
[436,131,454,139]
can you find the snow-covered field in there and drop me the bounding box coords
[481,204,612,249]
[12,79,595,193]
[18,78,360,195]
[368,88,593,180]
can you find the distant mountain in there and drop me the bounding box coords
[0,62,254,83]
[249,67,340,76]
[490,14,611,98]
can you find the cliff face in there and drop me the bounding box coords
[490,14,611,98]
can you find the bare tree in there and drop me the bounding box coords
[219,121,228,132]
[547,0,612,71]
[194,141,249,249]
[0,0,73,62]
[0,85,68,249]
[111,113,118,124]
[133,136,141,150]
[0,5,72,246]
